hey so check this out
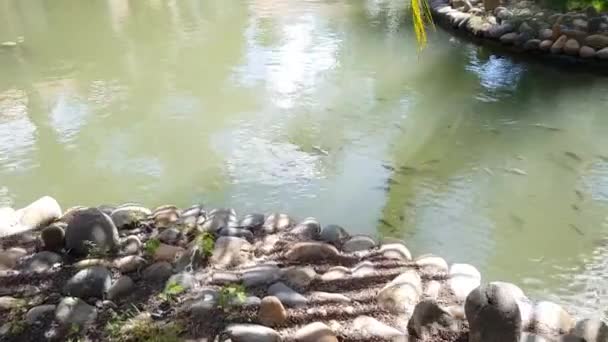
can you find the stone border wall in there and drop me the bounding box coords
[0,196,606,341]
[429,0,608,72]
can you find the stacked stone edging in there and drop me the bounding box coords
[429,0,608,71]
[0,196,606,341]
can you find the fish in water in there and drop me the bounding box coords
[381,164,395,171]
[398,166,417,174]
[531,123,562,131]
[374,185,390,192]
[504,168,527,176]
[571,204,580,211]
[569,224,585,236]
[509,214,525,227]
[596,155,608,163]
[386,178,399,185]
[399,215,405,221]
[575,190,584,201]
[564,151,583,162]
[379,219,394,228]
[422,159,440,165]
[311,146,329,156]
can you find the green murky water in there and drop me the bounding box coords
[1,0,608,318]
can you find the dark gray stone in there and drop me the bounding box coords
[218,227,254,241]
[107,276,134,300]
[21,251,62,273]
[142,262,173,282]
[64,266,112,299]
[238,213,265,231]
[65,208,120,256]
[268,282,308,307]
[571,318,608,342]
[319,224,349,246]
[158,227,182,245]
[55,297,97,326]
[408,300,458,339]
[290,217,321,240]
[465,283,521,342]
[110,206,151,230]
[201,208,237,234]
[41,224,65,252]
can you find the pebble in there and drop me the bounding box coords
[238,213,265,231]
[285,242,339,262]
[448,263,481,302]
[294,322,338,342]
[379,243,412,261]
[64,266,112,299]
[579,46,596,58]
[158,228,182,245]
[284,266,317,288]
[377,270,422,314]
[268,282,308,307]
[113,255,147,273]
[210,236,251,268]
[584,34,608,49]
[416,254,449,274]
[142,261,173,282]
[354,315,404,338]
[25,304,56,324]
[107,276,135,300]
[0,247,27,270]
[310,291,351,303]
[551,35,568,54]
[597,47,608,59]
[321,266,351,282]
[121,235,142,255]
[258,296,287,327]
[223,324,281,342]
[539,39,554,51]
[564,38,581,55]
[319,224,349,246]
[342,235,376,253]
[55,297,97,325]
[41,224,65,251]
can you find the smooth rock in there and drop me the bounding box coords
[354,315,404,338]
[22,251,62,273]
[551,35,568,53]
[55,297,97,325]
[219,227,254,242]
[151,205,180,228]
[158,228,182,245]
[449,263,481,302]
[540,39,554,51]
[579,45,596,58]
[64,266,112,299]
[241,264,282,287]
[25,304,56,324]
[239,213,265,231]
[201,208,237,233]
[114,255,147,273]
[416,254,449,274]
[377,270,422,314]
[290,217,321,240]
[597,47,608,59]
[210,271,240,285]
[488,23,514,38]
[262,213,293,234]
[142,261,173,281]
[319,224,349,246]
[466,283,521,342]
[524,39,542,50]
[0,247,28,270]
[533,301,574,337]
[0,296,25,310]
[351,260,376,278]
[18,196,62,229]
[210,236,251,268]
[521,332,552,341]
[424,280,442,300]
[189,288,219,318]
[571,318,608,342]
[268,282,307,307]
[224,324,281,342]
[258,296,287,327]
[310,291,351,303]
[284,266,317,288]
[107,276,134,300]
[408,300,458,339]
[121,235,142,255]
[153,243,185,262]
[0,207,19,237]
[539,28,554,40]
[342,235,376,253]
[65,208,120,256]
[379,243,412,261]
[500,32,520,45]
[285,242,339,262]
[294,322,337,342]
[41,224,65,251]
[491,281,533,328]
[73,258,110,269]
[564,38,581,55]
[110,206,150,229]
[584,34,608,49]
[321,266,350,282]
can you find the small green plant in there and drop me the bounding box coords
[159,280,185,302]
[105,310,184,342]
[84,240,106,258]
[8,320,26,335]
[144,238,160,255]
[218,284,247,311]
[195,232,215,257]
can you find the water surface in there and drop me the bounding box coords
[1,0,608,318]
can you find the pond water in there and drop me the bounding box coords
[1,0,608,319]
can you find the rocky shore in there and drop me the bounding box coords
[0,196,605,341]
[430,0,608,68]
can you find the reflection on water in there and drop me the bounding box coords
[1,0,608,319]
